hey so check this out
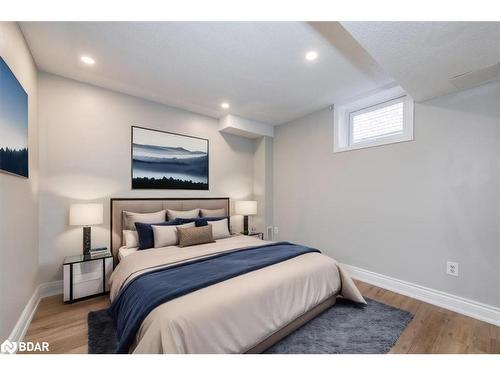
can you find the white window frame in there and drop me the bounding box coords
[333,86,414,153]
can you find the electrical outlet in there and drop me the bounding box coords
[274,227,279,235]
[447,261,459,277]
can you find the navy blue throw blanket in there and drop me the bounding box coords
[108,242,320,353]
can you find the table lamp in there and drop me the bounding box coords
[235,200,257,235]
[70,203,103,255]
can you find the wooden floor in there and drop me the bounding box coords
[23,279,500,354]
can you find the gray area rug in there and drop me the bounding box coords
[88,298,412,354]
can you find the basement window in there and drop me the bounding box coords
[333,89,414,152]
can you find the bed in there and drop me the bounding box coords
[108,197,366,354]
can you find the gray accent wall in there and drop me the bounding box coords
[273,82,500,307]
[0,22,39,341]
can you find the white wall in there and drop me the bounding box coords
[273,82,500,307]
[0,22,39,341]
[38,73,256,283]
[253,136,273,237]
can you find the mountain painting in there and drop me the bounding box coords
[0,57,28,178]
[132,126,208,190]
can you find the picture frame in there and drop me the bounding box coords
[131,126,209,190]
[0,56,29,178]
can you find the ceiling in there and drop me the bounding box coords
[341,22,500,102]
[19,22,500,125]
[20,22,394,125]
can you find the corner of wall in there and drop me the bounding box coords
[252,136,273,237]
[0,21,39,341]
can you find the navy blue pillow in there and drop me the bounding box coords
[174,217,202,225]
[194,216,228,227]
[135,220,179,250]
[173,217,227,226]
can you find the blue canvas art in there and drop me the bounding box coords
[0,57,28,178]
[132,126,208,190]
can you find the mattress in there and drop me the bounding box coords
[109,236,366,353]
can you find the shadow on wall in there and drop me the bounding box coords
[220,132,257,152]
[422,81,500,119]
[219,132,256,233]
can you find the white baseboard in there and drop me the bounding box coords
[38,280,63,300]
[343,264,500,327]
[8,280,63,344]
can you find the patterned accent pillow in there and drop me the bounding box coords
[177,225,215,248]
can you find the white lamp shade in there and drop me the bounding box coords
[235,200,257,216]
[69,203,103,226]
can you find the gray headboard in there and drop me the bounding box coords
[110,197,230,258]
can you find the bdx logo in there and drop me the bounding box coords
[1,339,49,354]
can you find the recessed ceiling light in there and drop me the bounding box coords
[305,51,318,61]
[80,55,95,65]
[221,102,230,109]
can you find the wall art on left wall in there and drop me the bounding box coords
[0,56,28,178]
[131,126,209,190]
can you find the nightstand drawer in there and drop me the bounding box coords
[72,259,102,276]
[73,271,102,283]
[63,256,113,302]
[73,277,103,300]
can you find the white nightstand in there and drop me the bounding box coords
[63,252,113,303]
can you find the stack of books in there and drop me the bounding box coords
[89,247,110,258]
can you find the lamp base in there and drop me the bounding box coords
[83,226,91,255]
[242,215,249,235]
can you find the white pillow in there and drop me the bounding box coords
[152,226,178,248]
[167,208,200,220]
[210,218,231,240]
[200,208,226,217]
[123,209,166,230]
[152,222,195,248]
[122,230,139,248]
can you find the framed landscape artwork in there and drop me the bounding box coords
[0,57,28,178]
[131,126,209,190]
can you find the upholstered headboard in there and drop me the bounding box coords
[110,197,230,258]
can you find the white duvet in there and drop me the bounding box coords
[109,236,366,354]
